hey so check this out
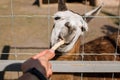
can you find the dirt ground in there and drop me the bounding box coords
[0,0,119,79]
[0,0,119,54]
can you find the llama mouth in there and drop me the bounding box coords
[58,36,75,47]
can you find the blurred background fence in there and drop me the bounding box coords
[0,0,120,79]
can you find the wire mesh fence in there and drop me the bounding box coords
[0,0,120,80]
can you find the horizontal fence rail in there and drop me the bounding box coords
[0,60,120,73]
[1,53,120,55]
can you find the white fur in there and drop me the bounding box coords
[51,10,88,52]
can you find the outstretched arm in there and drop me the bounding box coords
[18,49,55,80]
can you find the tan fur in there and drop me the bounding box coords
[51,32,120,80]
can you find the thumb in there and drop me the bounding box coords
[32,49,55,60]
[44,49,55,60]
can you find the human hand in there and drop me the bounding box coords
[21,49,55,78]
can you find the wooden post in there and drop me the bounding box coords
[89,0,99,6]
[33,0,43,7]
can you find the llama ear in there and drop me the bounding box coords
[58,0,68,11]
[83,3,104,22]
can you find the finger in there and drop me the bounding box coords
[33,49,55,60]
[32,50,48,59]
[44,49,55,60]
[47,69,53,78]
[47,63,53,78]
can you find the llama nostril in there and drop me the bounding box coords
[81,27,86,32]
[65,22,70,28]
[58,34,64,41]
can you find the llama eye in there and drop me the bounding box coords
[81,27,86,32]
[54,17,61,20]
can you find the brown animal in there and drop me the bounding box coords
[50,0,120,80]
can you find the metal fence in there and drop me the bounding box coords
[0,0,120,80]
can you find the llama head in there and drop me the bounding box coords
[50,0,104,53]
